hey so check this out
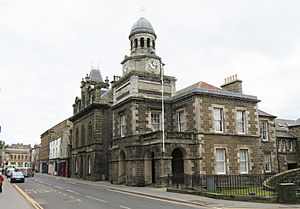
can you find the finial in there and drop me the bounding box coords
[90,60,100,70]
[139,6,145,17]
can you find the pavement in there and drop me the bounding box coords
[2,173,300,209]
[0,176,35,209]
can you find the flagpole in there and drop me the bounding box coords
[161,63,165,153]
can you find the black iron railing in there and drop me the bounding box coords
[167,173,277,196]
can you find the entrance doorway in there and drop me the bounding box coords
[172,148,184,184]
[144,151,155,185]
[119,151,126,183]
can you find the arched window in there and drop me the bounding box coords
[134,38,138,48]
[140,37,144,47]
[130,40,133,50]
[147,38,150,47]
[75,128,79,148]
[81,125,86,146]
[152,40,155,49]
[88,122,93,145]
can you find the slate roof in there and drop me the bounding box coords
[174,81,258,101]
[258,109,276,118]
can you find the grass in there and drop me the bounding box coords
[217,187,276,196]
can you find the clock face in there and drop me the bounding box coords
[123,63,129,75]
[147,59,160,73]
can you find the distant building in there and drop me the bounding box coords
[30,144,40,172]
[40,120,72,177]
[275,118,300,171]
[4,143,31,167]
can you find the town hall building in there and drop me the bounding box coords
[67,17,299,186]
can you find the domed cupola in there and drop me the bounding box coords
[130,17,156,38]
[121,17,162,76]
[128,17,157,55]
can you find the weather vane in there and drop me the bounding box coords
[139,6,145,17]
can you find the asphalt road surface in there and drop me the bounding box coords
[16,175,206,209]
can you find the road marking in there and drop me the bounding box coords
[69,196,74,198]
[86,195,107,203]
[45,183,52,186]
[54,185,63,189]
[13,184,44,209]
[67,189,80,195]
[120,205,131,209]
[63,193,67,196]
[77,199,82,201]
[68,181,77,184]
[107,189,205,208]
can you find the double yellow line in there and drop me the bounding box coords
[13,184,44,209]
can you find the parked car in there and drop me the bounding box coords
[17,167,34,177]
[5,168,15,178]
[10,171,25,183]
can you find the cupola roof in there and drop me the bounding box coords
[89,69,103,83]
[131,17,154,32]
[130,17,156,38]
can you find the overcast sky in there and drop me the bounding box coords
[1,0,299,146]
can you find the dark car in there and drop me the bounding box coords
[10,171,25,183]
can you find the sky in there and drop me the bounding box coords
[0,0,300,146]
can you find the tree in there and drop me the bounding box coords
[0,140,5,150]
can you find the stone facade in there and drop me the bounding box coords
[41,17,299,186]
[70,68,112,181]
[108,17,269,187]
[275,119,300,172]
[258,110,278,173]
[40,119,72,176]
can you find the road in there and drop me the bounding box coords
[16,175,206,209]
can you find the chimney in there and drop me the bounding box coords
[221,74,243,93]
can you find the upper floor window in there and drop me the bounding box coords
[120,114,125,137]
[239,149,249,174]
[75,128,79,148]
[260,120,269,141]
[88,122,93,145]
[264,153,272,173]
[236,110,246,134]
[177,110,185,132]
[214,108,223,133]
[81,125,86,146]
[216,148,226,174]
[151,112,161,131]
[288,140,295,152]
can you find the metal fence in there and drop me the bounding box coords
[167,174,276,196]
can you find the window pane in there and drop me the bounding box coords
[214,108,223,132]
[177,111,185,132]
[237,111,245,133]
[216,148,226,174]
[151,112,161,131]
[239,149,248,174]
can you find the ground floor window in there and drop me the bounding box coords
[216,148,226,174]
[74,156,78,173]
[87,157,91,174]
[239,149,249,174]
[264,153,271,173]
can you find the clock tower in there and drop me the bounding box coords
[121,17,161,75]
